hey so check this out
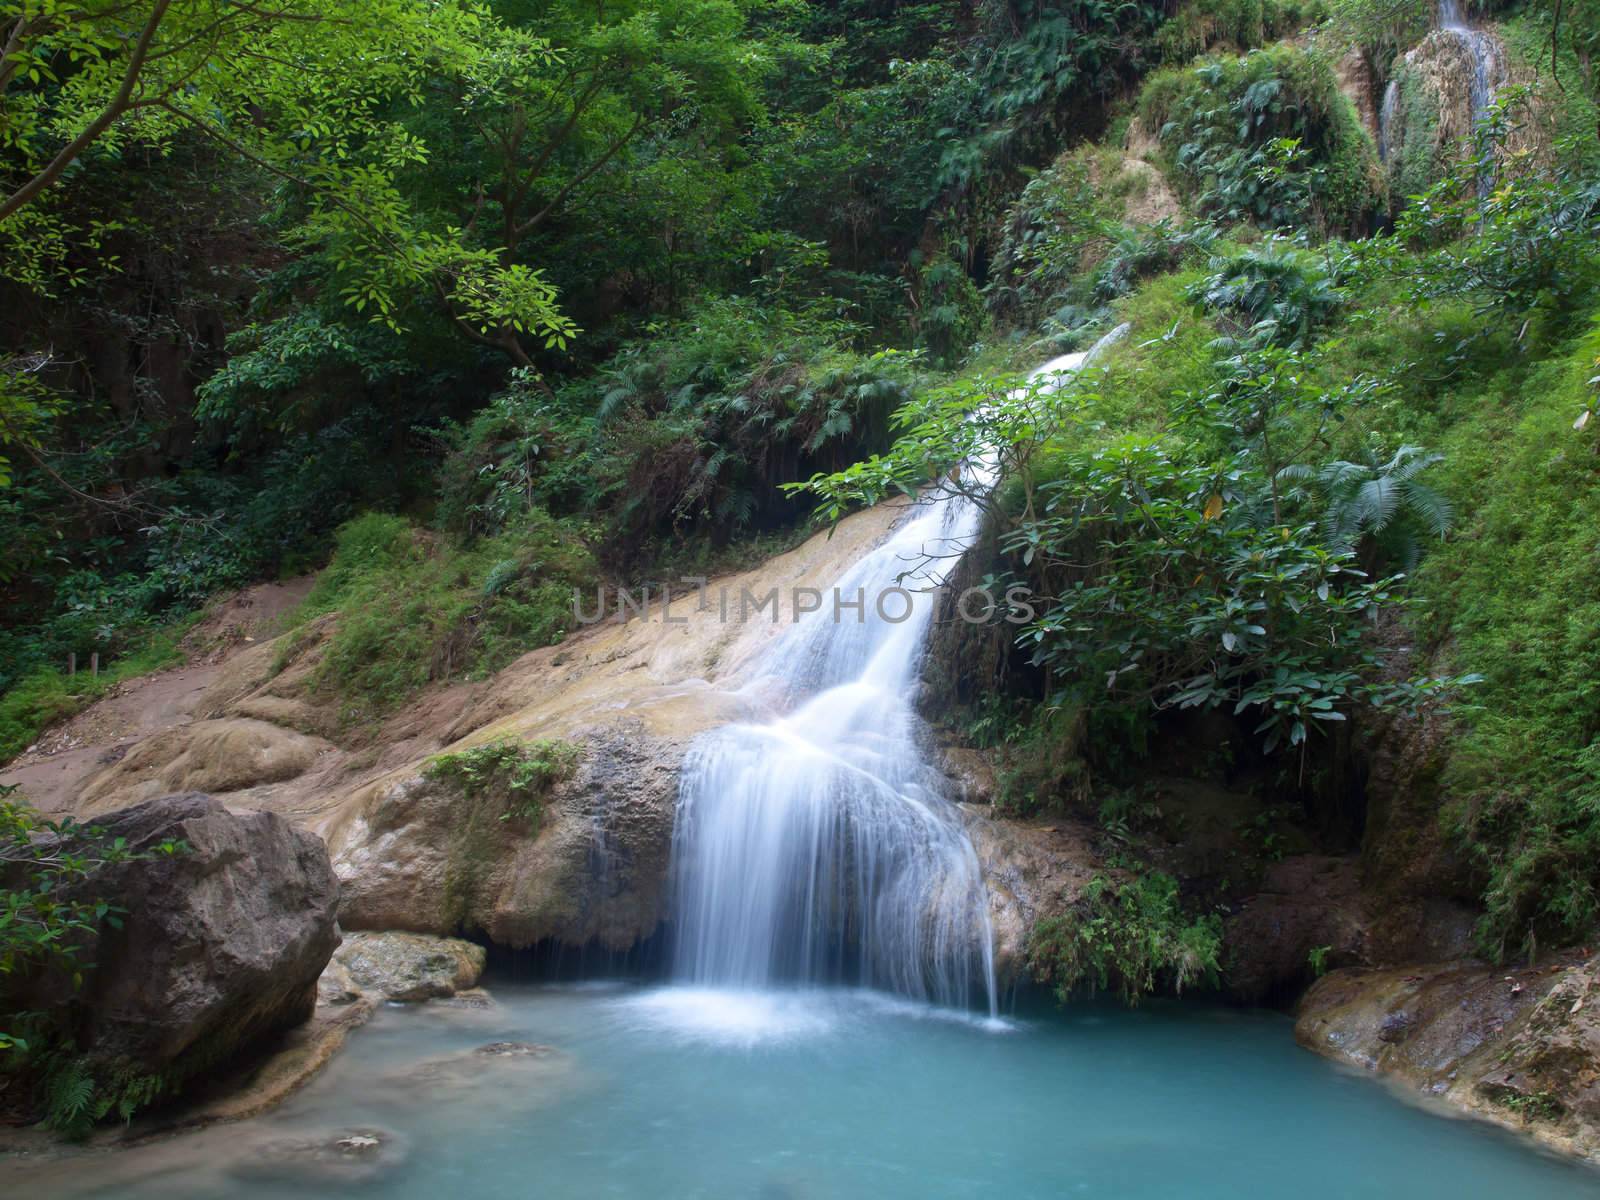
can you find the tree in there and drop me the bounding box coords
[0,0,575,347]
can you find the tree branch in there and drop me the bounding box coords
[0,0,175,222]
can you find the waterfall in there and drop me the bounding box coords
[668,327,1129,1016]
[1377,77,1400,163]
[1437,0,1498,133]
[1379,0,1500,166]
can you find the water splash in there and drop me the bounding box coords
[668,328,1129,1017]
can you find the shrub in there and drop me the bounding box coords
[1188,240,1348,346]
[1158,0,1325,62]
[1419,318,1600,957]
[423,737,580,830]
[292,511,596,721]
[1139,44,1382,234]
[1028,872,1223,1004]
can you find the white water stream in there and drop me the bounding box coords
[668,328,1128,1017]
[1378,0,1501,169]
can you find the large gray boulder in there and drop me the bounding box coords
[6,793,339,1101]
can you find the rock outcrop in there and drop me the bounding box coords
[327,720,697,951]
[1297,951,1600,1161]
[26,502,906,961]
[2,794,339,1101]
[960,807,1099,985]
[323,931,486,1003]
[1223,856,1369,1003]
[1379,26,1506,198]
[78,719,334,812]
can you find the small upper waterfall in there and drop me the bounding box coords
[1437,0,1498,132]
[1378,0,1501,166]
[668,328,1128,1016]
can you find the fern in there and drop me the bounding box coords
[45,1061,96,1136]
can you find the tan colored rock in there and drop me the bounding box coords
[1336,48,1380,139]
[326,715,713,950]
[77,718,334,813]
[961,807,1099,984]
[331,930,485,1002]
[1296,952,1600,1161]
[1088,136,1182,227]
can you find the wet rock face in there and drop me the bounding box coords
[5,793,338,1089]
[1296,952,1600,1160]
[960,807,1099,986]
[1380,28,1507,197]
[329,721,688,952]
[330,931,486,1003]
[1223,856,1370,1004]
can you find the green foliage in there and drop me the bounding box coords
[0,1,577,348]
[1028,871,1223,1004]
[1385,92,1600,330]
[988,151,1121,326]
[33,1053,170,1138]
[1092,220,1222,302]
[1322,0,1433,67]
[912,252,989,367]
[799,331,1468,765]
[1140,44,1382,233]
[1188,240,1348,347]
[1420,316,1600,958]
[1157,0,1324,62]
[0,622,192,763]
[293,511,596,720]
[436,297,914,564]
[1286,443,1455,569]
[423,737,580,829]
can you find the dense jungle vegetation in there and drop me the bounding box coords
[5,0,1600,1015]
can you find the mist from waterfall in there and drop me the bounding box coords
[668,327,1129,1017]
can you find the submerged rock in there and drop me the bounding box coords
[331,930,485,1003]
[2,793,338,1102]
[234,1126,407,1188]
[475,1041,552,1057]
[1296,951,1600,1160]
[388,1041,574,1104]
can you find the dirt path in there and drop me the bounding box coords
[0,578,314,814]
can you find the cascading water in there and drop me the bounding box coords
[668,327,1129,1018]
[1377,76,1401,163]
[1438,0,1499,133]
[1378,0,1501,170]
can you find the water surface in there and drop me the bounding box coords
[22,982,1600,1199]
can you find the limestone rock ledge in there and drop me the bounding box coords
[960,806,1099,986]
[1296,952,1600,1161]
[323,931,486,1004]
